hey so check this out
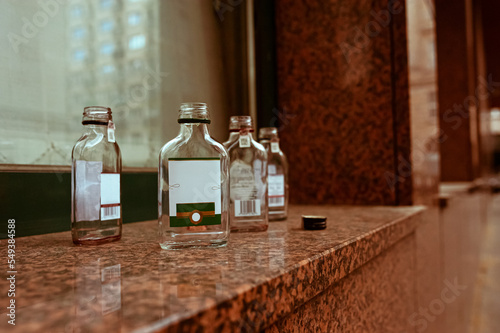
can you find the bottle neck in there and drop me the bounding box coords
[83,123,108,134]
[179,122,210,140]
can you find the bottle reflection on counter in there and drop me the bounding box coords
[73,260,122,332]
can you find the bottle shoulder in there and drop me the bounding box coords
[160,135,228,160]
[72,132,120,159]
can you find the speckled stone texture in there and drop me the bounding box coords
[0,205,424,332]
[266,235,415,332]
[275,0,412,205]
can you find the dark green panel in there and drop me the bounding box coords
[0,172,157,238]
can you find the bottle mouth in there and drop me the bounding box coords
[84,106,111,115]
[180,102,207,111]
[178,102,210,123]
[258,127,278,140]
[229,115,253,130]
[82,106,112,125]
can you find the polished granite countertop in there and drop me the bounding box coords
[0,205,424,332]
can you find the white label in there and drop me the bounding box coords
[239,135,251,148]
[101,173,120,221]
[235,199,261,216]
[101,174,120,204]
[168,159,222,216]
[268,175,285,207]
[230,160,257,200]
[268,164,277,175]
[75,160,102,222]
[270,142,280,153]
[107,121,116,143]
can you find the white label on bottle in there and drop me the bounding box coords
[75,160,102,222]
[230,160,257,201]
[239,135,251,148]
[168,159,221,227]
[270,142,280,153]
[235,199,261,216]
[268,164,277,175]
[268,175,285,207]
[101,173,120,220]
[107,121,116,143]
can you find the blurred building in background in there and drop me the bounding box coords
[67,0,161,166]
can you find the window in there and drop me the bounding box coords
[1,0,233,168]
[73,49,87,61]
[100,0,113,9]
[102,65,115,74]
[73,27,86,39]
[128,35,146,50]
[101,20,114,32]
[100,43,115,55]
[128,12,141,26]
[71,5,83,18]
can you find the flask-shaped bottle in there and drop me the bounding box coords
[71,106,122,245]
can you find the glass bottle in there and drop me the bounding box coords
[71,106,122,245]
[158,103,230,249]
[224,116,268,232]
[259,127,289,220]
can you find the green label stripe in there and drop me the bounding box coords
[170,214,221,227]
[177,202,215,213]
[169,157,220,161]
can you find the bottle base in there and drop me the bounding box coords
[159,239,228,250]
[269,214,287,221]
[231,224,268,232]
[73,234,121,246]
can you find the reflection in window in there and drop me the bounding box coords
[101,20,114,32]
[100,43,115,55]
[73,27,86,39]
[73,49,87,61]
[128,35,145,50]
[128,13,141,25]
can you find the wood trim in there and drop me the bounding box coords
[0,164,157,173]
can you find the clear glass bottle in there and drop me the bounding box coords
[259,127,289,220]
[71,106,122,245]
[158,103,230,249]
[224,116,268,232]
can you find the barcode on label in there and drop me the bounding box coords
[239,135,251,148]
[101,205,120,220]
[269,196,285,207]
[235,199,261,216]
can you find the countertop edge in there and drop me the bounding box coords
[140,206,426,333]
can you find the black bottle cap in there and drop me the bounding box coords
[302,215,327,230]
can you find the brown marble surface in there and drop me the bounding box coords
[267,234,416,332]
[0,205,424,332]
